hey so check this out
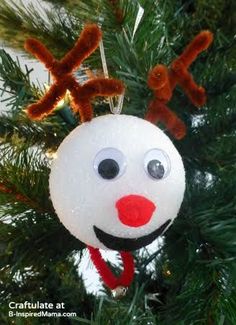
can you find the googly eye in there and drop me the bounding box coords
[94,148,126,180]
[144,149,171,180]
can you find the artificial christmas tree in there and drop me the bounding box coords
[0,0,235,324]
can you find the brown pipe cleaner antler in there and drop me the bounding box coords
[25,24,124,122]
[146,31,213,139]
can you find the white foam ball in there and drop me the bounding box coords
[49,114,185,250]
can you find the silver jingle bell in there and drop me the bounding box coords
[111,286,128,299]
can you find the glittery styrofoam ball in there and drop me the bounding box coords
[49,114,185,251]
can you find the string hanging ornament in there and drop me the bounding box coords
[24,24,213,297]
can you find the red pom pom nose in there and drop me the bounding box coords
[116,195,156,227]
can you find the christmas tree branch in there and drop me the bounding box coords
[0,144,52,216]
[0,49,41,112]
[0,50,76,146]
[0,112,73,149]
[0,182,42,211]
[0,0,78,56]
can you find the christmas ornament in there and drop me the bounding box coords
[24,24,213,293]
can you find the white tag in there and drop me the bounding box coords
[132,3,144,42]
[99,39,124,114]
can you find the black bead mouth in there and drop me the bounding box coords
[93,219,171,251]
